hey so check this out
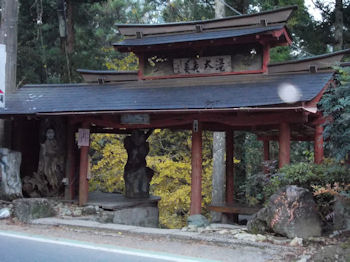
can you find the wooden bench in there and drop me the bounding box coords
[208,203,261,215]
[208,203,262,223]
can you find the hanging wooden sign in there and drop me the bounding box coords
[121,114,150,125]
[78,128,90,146]
[173,55,232,75]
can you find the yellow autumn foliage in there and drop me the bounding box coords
[89,130,213,229]
[104,50,139,71]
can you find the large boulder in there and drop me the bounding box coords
[247,185,322,239]
[333,197,350,231]
[13,198,56,223]
[0,148,22,200]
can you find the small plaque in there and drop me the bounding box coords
[173,55,232,75]
[0,44,6,108]
[121,114,150,125]
[78,128,90,146]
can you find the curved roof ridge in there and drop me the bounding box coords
[269,49,350,66]
[117,6,297,37]
[116,6,297,28]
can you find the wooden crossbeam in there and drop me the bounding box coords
[73,111,308,130]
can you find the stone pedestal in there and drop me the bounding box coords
[0,148,22,200]
[113,205,159,228]
[87,192,160,228]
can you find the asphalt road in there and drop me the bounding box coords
[0,231,213,262]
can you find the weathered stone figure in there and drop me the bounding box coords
[23,127,65,197]
[123,130,154,198]
[38,128,64,196]
[0,148,22,200]
[23,118,66,197]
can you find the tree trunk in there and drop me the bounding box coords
[334,0,343,51]
[0,0,19,93]
[0,0,19,148]
[211,0,226,223]
[66,0,75,54]
[56,0,72,82]
[215,0,225,18]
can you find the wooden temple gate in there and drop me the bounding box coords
[66,102,329,213]
[0,6,349,219]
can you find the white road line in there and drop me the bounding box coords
[0,231,217,262]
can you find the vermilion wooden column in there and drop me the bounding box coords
[79,122,90,206]
[279,122,290,168]
[225,130,234,204]
[190,120,202,215]
[263,140,270,173]
[314,124,324,164]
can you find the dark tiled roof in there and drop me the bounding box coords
[0,72,333,115]
[114,25,284,47]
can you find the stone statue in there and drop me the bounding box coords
[25,128,64,197]
[22,118,66,198]
[123,129,154,198]
[0,148,22,200]
[39,129,61,189]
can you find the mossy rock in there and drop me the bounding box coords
[13,198,56,223]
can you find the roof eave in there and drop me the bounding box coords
[116,6,297,37]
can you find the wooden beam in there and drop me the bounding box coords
[190,120,202,215]
[279,122,290,168]
[208,203,261,215]
[225,130,234,204]
[258,135,313,141]
[314,124,324,164]
[141,69,265,81]
[80,111,307,130]
[90,126,132,134]
[78,122,90,206]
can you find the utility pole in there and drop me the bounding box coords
[334,0,343,51]
[0,0,19,147]
[211,0,226,223]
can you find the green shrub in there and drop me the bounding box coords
[265,159,350,199]
[243,159,349,206]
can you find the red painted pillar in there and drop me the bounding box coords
[225,130,234,204]
[263,140,270,174]
[79,122,90,206]
[279,122,290,168]
[190,120,202,215]
[314,124,324,164]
